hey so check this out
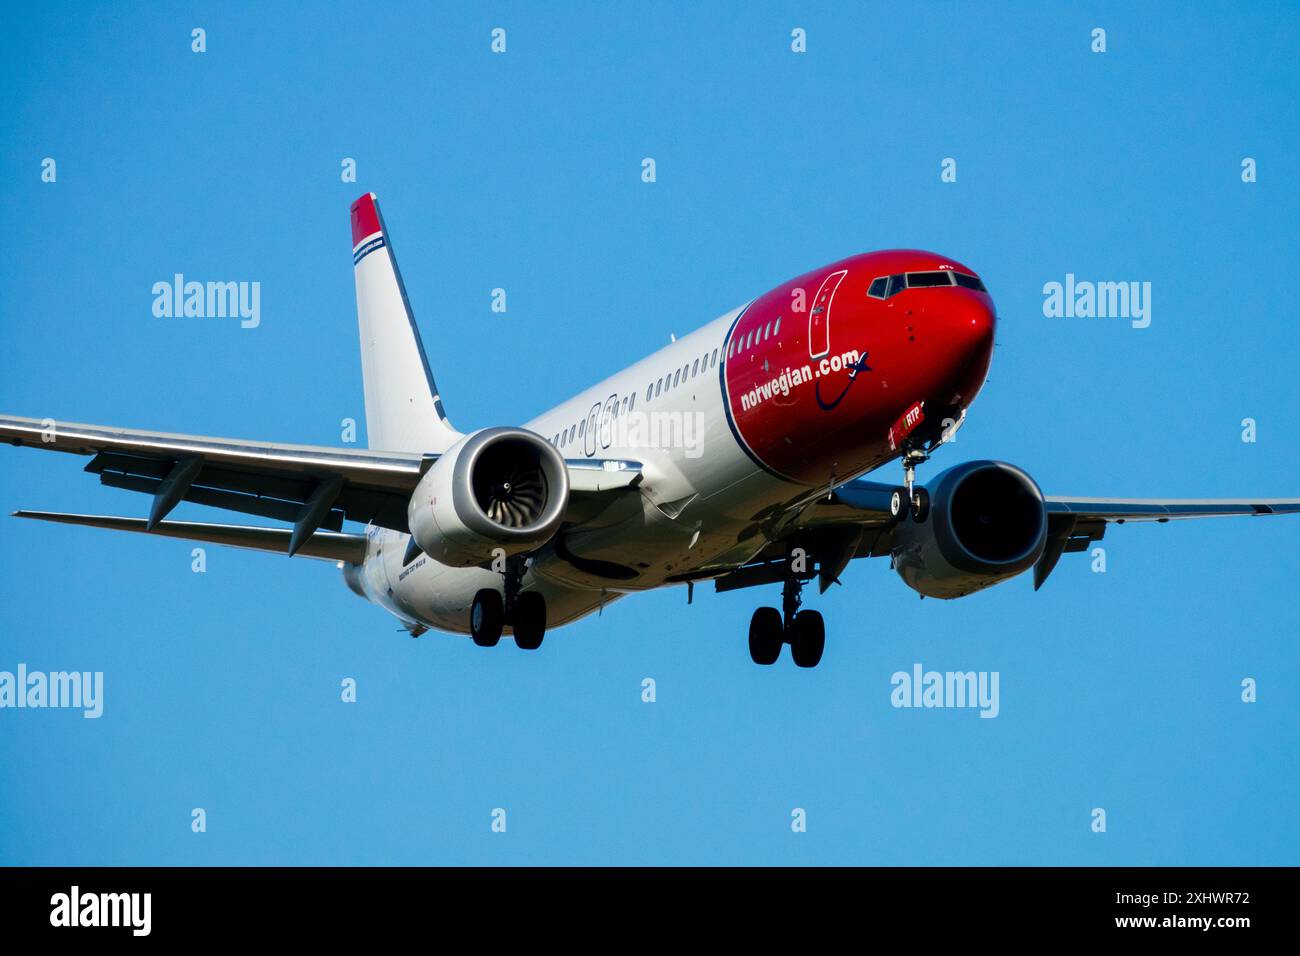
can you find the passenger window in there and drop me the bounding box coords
[628,393,636,412]
[673,369,681,387]
[763,322,771,340]
[645,384,653,402]
[655,379,663,397]
[578,419,585,436]
[773,317,781,336]
[692,359,699,377]
[711,348,718,367]
[868,277,888,298]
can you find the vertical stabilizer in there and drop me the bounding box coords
[350,193,461,453]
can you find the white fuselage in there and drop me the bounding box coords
[351,305,840,636]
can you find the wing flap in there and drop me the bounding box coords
[11,511,368,563]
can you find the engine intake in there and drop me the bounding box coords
[407,427,569,567]
[892,460,1047,599]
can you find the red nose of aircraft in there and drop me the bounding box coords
[953,292,996,347]
[923,290,996,409]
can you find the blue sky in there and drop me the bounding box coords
[1,1,1297,865]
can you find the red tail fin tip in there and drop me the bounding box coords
[350,193,381,248]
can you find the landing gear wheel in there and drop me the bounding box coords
[470,589,503,647]
[889,488,907,521]
[748,607,783,665]
[512,591,547,650]
[911,487,930,523]
[789,610,825,668]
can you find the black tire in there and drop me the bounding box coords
[470,589,503,647]
[513,591,547,650]
[789,610,825,668]
[748,607,783,665]
[911,487,931,523]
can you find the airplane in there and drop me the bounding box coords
[4,193,1298,667]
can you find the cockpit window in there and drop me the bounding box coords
[907,270,954,287]
[870,269,982,298]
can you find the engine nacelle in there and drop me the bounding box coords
[892,460,1047,599]
[407,427,569,568]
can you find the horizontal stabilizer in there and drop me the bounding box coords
[12,511,368,563]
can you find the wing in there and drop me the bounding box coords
[2,414,641,557]
[1035,495,1300,589]
[716,478,1300,595]
[1,414,426,554]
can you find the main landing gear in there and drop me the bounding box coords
[471,556,547,650]
[747,443,937,668]
[748,572,825,668]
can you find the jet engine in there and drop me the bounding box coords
[891,460,1047,599]
[407,427,569,567]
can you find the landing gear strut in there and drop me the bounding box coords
[471,555,547,650]
[747,560,825,668]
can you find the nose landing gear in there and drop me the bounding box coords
[747,564,825,668]
[889,445,931,523]
[470,555,547,650]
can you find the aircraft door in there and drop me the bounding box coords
[808,268,848,359]
[598,394,618,450]
[582,402,602,457]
